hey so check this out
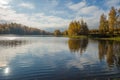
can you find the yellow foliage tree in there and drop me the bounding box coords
[54,29,61,36]
[99,13,108,34]
[108,7,117,33]
[68,19,89,36]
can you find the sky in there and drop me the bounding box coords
[0,0,120,31]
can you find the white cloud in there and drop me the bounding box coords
[0,7,71,30]
[1,0,119,31]
[67,0,107,29]
[19,3,35,9]
[0,0,11,5]
[30,13,71,29]
[77,10,106,29]
[0,0,11,9]
[67,1,86,11]
[106,0,120,9]
[0,37,68,67]
[67,42,99,69]
[49,10,65,15]
[0,0,70,31]
[79,6,99,15]
[75,5,106,29]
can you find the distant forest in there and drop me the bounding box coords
[0,23,50,35]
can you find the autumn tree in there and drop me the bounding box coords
[63,30,68,35]
[68,19,89,36]
[108,7,117,33]
[106,41,114,66]
[54,29,61,36]
[99,14,108,34]
[0,23,49,35]
[68,21,81,36]
[68,38,88,54]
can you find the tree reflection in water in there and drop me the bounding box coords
[68,38,88,55]
[0,40,29,48]
[98,40,120,67]
[68,38,120,67]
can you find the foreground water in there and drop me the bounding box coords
[0,36,120,80]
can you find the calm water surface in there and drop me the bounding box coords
[0,36,120,80]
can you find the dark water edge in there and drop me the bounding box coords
[0,36,120,80]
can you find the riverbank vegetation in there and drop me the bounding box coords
[0,6,119,37]
[54,6,120,39]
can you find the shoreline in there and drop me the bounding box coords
[0,34,120,41]
[64,35,120,41]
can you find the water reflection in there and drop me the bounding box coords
[68,38,120,68]
[0,40,29,47]
[98,40,120,67]
[68,38,88,54]
[0,39,31,68]
[0,37,120,79]
[4,67,10,75]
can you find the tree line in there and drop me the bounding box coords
[54,19,89,36]
[0,23,50,35]
[99,7,120,35]
[54,6,120,37]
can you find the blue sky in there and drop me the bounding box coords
[0,0,120,31]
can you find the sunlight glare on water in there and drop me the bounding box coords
[5,37,17,40]
[4,67,10,75]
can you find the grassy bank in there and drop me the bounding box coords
[63,35,120,41]
[100,37,120,41]
[88,36,120,41]
[63,35,87,38]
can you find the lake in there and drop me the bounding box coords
[0,36,120,80]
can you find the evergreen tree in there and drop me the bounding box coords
[80,20,89,35]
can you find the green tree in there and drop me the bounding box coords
[80,20,89,35]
